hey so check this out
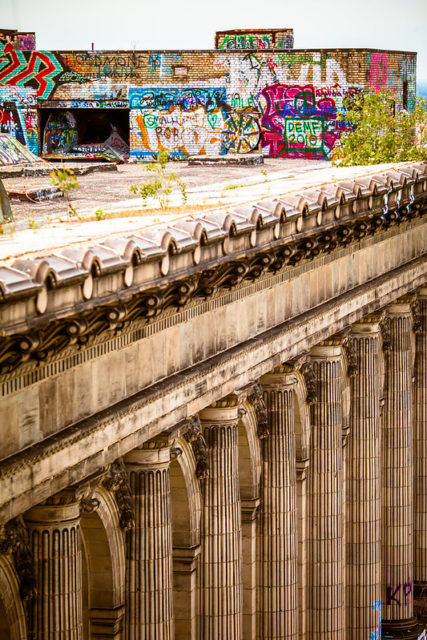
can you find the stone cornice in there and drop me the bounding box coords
[0,165,426,376]
[1,251,425,523]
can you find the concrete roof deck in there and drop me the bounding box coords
[0,161,425,264]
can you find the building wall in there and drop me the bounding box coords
[0,43,417,161]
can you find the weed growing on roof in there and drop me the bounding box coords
[129,150,187,208]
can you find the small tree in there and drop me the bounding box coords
[50,168,80,216]
[333,90,427,166]
[129,150,187,209]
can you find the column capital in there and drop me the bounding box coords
[310,342,342,359]
[386,293,414,316]
[351,311,384,335]
[124,434,172,467]
[199,394,242,424]
[25,489,82,524]
[260,365,298,389]
[416,286,427,300]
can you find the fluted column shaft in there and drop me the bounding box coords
[199,402,242,640]
[308,344,344,639]
[381,302,418,636]
[346,321,382,639]
[259,370,298,639]
[25,494,83,640]
[124,441,173,640]
[414,291,427,620]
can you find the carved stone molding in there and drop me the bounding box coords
[342,335,357,377]
[299,361,317,405]
[247,383,269,439]
[0,517,37,603]
[1,195,425,377]
[410,298,423,334]
[102,459,135,531]
[380,315,392,352]
[184,416,209,479]
[80,496,100,514]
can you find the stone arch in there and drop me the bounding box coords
[290,369,312,640]
[340,346,352,433]
[292,370,311,462]
[170,436,202,640]
[80,486,126,639]
[0,555,27,640]
[239,399,262,501]
[170,437,202,548]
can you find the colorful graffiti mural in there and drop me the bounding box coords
[219,34,273,50]
[0,42,86,99]
[0,35,417,161]
[130,88,227,159]
[0,87,38,155]
[259,84,346,158]
[130,88,260,159]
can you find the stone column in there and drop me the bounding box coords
[346,317,382,640]
[25,491,83,640]
[173,545,200,640]
[381,299,419,637]
[259,367,299,639]
[199,397,242,640]
[307,341,344,640]
[241,498,259,640]
[296,458,309,640]
[124,437,174,640]
[414,289,427,624]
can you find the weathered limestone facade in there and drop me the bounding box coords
[0,162,427,639]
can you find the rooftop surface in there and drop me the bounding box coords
[1,160,423,263]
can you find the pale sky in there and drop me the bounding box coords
[1,0,426,85]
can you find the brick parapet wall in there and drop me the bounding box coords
[0,44,417,160]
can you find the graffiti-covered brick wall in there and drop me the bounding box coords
[0,29,36,51]
[0,38,417,161]
[214,29,294,50]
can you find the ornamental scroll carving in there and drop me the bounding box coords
[184,416,209,479]
[380,316,392,352]
[410,298,422,334]
[247,383,269,439]
[342,335,358,377]
[299,361,317,405]
[103,459,135,531]
[0,517,37,603]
